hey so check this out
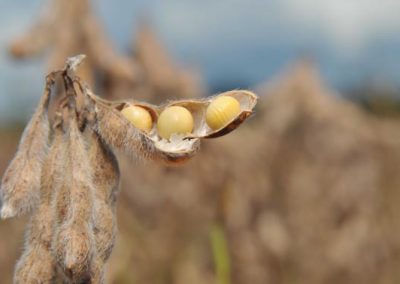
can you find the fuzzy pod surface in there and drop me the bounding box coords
[89,130,120,262]
[53,115,96,283]
[0,80,53,218]
[14,120,66,284]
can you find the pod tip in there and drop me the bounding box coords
[65,54,87,72]
[0,204,15,219]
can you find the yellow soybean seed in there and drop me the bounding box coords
[121,105,153,132]
[157,106,194,140]
[206,96,241,130]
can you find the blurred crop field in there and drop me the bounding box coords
[2,1,400,283]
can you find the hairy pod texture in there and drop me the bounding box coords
[89,130,120,263]
[14,123,66,284]
[0,83,52,218]
[93,101,162,162]
[53,115,96,283]
[82,87,200,165]
[89,257,105,284]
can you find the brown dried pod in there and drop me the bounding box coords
[13,246,55,284]
[102,90,256,160]
[52,155,71,226]
[88,256,105,284]
[52,113,95,282]
[14,118,66,284]
[0,76,54,219]
[88,129,120,262]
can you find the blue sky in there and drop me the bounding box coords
[1,0,400,123]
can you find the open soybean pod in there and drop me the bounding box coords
[88,92,200,164]
[85,88,256,163]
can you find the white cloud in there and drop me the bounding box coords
[280,0,400,54]
[145,0,400,56]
